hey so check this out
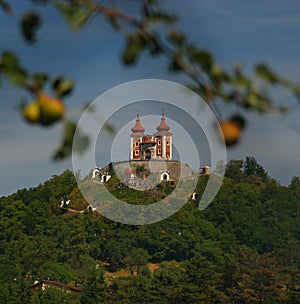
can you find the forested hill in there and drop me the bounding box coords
[1,157,300,303]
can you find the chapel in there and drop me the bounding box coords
[130,112,172,161]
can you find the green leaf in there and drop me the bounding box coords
[73,134,89,155]
[20,12,42,44]
[32,72,48,89]
[167,29,185,46]
[1,51,20,69]
[55,2,95,32]
[147,11,177,24]
[6,69,27,86]
[255,63,278,84]
[247,90,271,113]
[247,92,262,111]
[293,84,300,103]
[168,54,182,72]
[231,64,250,87]
[57,79,74,98]
[122,33,146,65]
[104,123,115,135]
[191,48,213,71]
[0,51,27,86]
[0,0,13,14]
[104,11,121,30]
[53,120,89,160]
[211,64,230,85]
[52,75,74,98]
[64,120,77,146]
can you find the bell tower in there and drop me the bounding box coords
[154,111,172,160]
[130,114,145,160]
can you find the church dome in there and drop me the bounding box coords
[131,114,145,137]
[155,112,172,136]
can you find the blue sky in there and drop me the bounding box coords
[1,0,300,196]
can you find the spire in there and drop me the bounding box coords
[155,111,172,135]
[131,113,145,137]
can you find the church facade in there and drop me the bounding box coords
[130,112,172,161]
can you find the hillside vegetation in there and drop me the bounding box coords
[0,157,300,303]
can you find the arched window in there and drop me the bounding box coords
[160,171,170,181]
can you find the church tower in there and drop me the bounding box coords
[154,111,172,160]
[130,114,145,160]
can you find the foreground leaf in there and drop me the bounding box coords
[0,0,12,14]
[0,51,27,86]
[20,12,42,44]
[255,63,278,84]
[55,2,95,32]
[53,120,89,160]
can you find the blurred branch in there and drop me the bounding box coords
[1,0,300,158]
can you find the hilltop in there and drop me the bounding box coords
[0,157,300,303]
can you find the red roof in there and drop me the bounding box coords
[155,112,172,136]
[131,114,145,137]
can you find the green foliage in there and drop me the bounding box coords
[32,287,80,304]
[289,176,300,190]
[52,75,75,98]
[255,63,278,84]
[55,1,96,32]
[1,0,300,160]
[122,33,147,65]
[80,267,105,304]
[31,72,49,89]
[224,159,244,181]
[0,51,27,86]
[244,155,269,181]
[0,164,299,302]
[53,120,89,160]
[123,248,150,274]
[0,0,12,14]
[20,12,42,44]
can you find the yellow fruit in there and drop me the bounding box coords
[211,64,222,77]
[22,101,40,124]
[37,92,65,125]
[219,121,241,146]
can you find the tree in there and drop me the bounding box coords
[289,176,300,190]
[224,247,288,303]
[225,159,244,181]
[244,156,269,181]
[184,254,228,303]
[31,286,80,304]
[123,248,150,275]
[1,164,300,303]
[1,0,300,158]
[80,267,105,304]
